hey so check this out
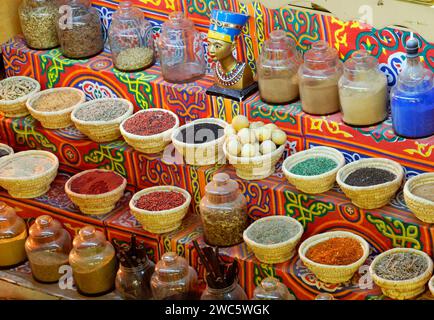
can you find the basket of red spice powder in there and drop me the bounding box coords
[298,231,370,284]
[120,109,179,154]
[129,186,191,234]
[65,169,127,215]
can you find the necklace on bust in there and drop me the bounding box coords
[215,61,246,87]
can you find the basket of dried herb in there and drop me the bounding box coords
[243,216,304,264]
[0,76,41,117]
[0,144,14,159]
[369,248,433,300]
[336,158,404,209]
[404,173,434,223]
[298,231,370,284]
[71,98,134,142]
[282,146,345,194]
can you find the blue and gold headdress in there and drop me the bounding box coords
[208,10,249,43]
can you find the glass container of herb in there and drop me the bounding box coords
[199,173,248,247]
[19,0,60,50]
[25,215,71,283]
[108,1,155,72]
[252,277,295,300]
[57,0,104,59]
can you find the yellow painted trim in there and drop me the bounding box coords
[207,30,232,43]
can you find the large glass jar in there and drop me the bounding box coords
[25,215,71,283]
[57,0,104,59]
[0,202,27,268]
[252,277,295,300]
[338,50,388,126]
[158,12,205,83]
[299,41,343,115]
[200,173,248,247]
[115,258,155,300]
[19,0,60,50]
[257,29,301,104]
[108,1,155,72]
[69,226,117,296]
[150,252,198,300]
[201,279,247,300]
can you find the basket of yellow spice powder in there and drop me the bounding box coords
[0,76,41,117]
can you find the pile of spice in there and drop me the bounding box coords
[0,78,37,101]
[306,237,363,265]
[344,168,396,187]
[32,91,82,112]
[412,183,434,202]
[75,100,129,122]
[70,171,124,195]
[176,123,225,144]
[114,47,154,71]
[123,111,176,136]
[246,219,301,245]
[135,191,185,211]
[0,155,55,178]
[374,252,428,281]
[289,157,338,176]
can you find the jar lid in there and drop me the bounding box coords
[0,202,26,239]
[162,11,193,31]
[29,215,62,240]
[304,41,339,70]
[260,29,300,65]
[253,277,294,300]
[344,50,378,72]
[112,1,143,21]
[205,173,239,197]
[73,225,106,250]
[154,252,189,281]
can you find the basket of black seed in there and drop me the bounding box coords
[336,158,404,209]
[369,248,433,300]
[0,144,14,159]
[282,146,345,194]
[71,98,134,142]
[0,76,40,117]
[243,216,303,264]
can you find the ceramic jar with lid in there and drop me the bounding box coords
[199,173,248,247]
[150,252,198,300]
[257,29,302,104]
[0,202,27,268]
[25,215,71,283]
[299,41,343,115]
[252,277,295,300]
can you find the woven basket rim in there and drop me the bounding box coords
[369,248,434,285]
[0,76,41,105]
[0,144,14,156]
[404,172,434,206]
[429,275,434,294]
[223,140,285,164]
[298,230,370,269]
[171,118,228,148]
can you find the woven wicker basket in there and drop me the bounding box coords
[130,186,191,234]
[404,173,434,223]
[429,275,434,296]
[71,98,134,143]
[336,158,404,209]
[243,216,304,264]
[0,143,14,157]
[369,248,433,300]
[282,146,345,194]
[299,231,370,284]
[26,87,86,129]
[224,141,285,180]
[65,169,127,215]
[0,76,41,117]
[0,150,59,198]
[120,109,179,154]
[171,118,228,166]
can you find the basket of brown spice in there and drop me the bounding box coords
[403,173,434,223]
[369,248,433,300]
[0,76,40,117]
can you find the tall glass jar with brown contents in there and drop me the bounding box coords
[25,215,71,283]
[200,173,248,247]
[69,226,117,296]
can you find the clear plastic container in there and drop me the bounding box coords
[69,226,117,296]
[257,30,302,104]
[299,41,343,115]
[201,280,247,300]
[252,277,296,300]
[158,12,205,83]
[150,252,198,300]
[25,215,71,283]
[199,173,248,247]
[108,1,155,72]
[338,50,388,126]
[115,261,155,300]
[0,202,27,268]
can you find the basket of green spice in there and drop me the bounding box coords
[298,231,370,284]
[130,186,191,234]
[71,98,134,142]
[369,248,433,300]
[282,146,345,194]
[243,216,304,264]
[336,158,404,209]
[26,87,86,129]
[0,144,14,159]
[403,173,434,223]
[0,76,40,117]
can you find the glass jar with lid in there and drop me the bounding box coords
[108,1,155,72]
[257,29,302,104]
[0,202,27,268]
[25,215,71,283]
[252,277,295,300]
[201,278,247,300]
[57,0,105,59]
[150,252,198,300]
[199,173,248,247]
[299,41,343,115]
[69,226,117,296]
[158,12,205,83]
[338,50,388,126]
